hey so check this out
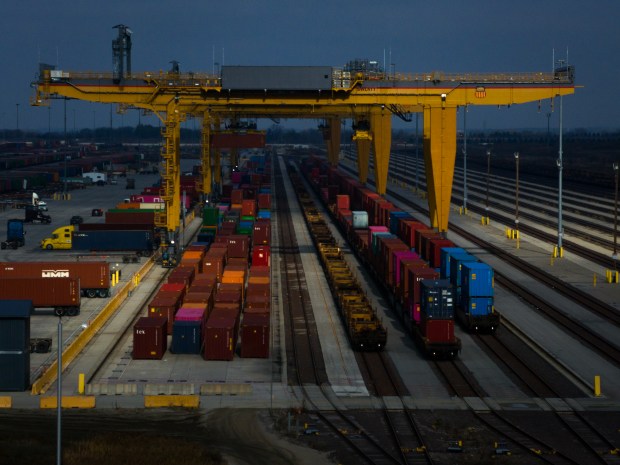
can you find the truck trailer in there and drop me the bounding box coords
[0,278,81,316]
[41,226,155,257]
[1,219,25,249]
[0,261,111,298]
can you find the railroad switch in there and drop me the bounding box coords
[447,440,463,452]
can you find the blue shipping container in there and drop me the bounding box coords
[462,296,494,317]
[461,261,494,298]
[0,300,31,391]
[171,320,202,354]
[420,279,454,319]
[389,211,412,235]
[439,247,467,280]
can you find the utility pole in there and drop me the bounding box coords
[514,152,520,246]
[462,106,468,212]
[483,149,491,225]
[556,58,565,258]
[613,162,619,267]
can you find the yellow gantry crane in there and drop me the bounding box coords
[31,53,575,238]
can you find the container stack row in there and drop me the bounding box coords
[301,156,500,358]
[133,152,273,361]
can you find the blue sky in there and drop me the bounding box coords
[2,1,618,132]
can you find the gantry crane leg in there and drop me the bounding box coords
[157,100,182,243]
[200,113,213,200]
[370,111,392,195]
[423,105,457,232]
[327,117,341,166]
[355,138,371,184]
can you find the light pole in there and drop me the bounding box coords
[93,111,96,142]
[16,103,19,131]
[56,316,63,465]
[63,156,70,198]
[484,149,491,225]
[415,113,419,192]
[556,59,565,258]
[514,152,520,244]
[613,162,619,267]
[462,106,468,213]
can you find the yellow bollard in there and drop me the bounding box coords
[78,373,85,394]
[593,274,597,287]
[116,270,120,282]
[594,375,601,397]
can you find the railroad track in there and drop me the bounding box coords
[274,157,327,386]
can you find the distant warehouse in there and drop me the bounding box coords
[221,66,333,91]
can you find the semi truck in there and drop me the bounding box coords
[0,261,111,298]
[25,205,52,224]
[0,278,81,316]
[41,225,155,257]
[1,219,26,249]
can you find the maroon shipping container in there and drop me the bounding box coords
[203,253,226,281]
[148,294,182,334]
[0,277,80,314]
[252,245,271,268]
[246,282,270,297]
[419,231,443,262]
[420,317,456,344]
[398,220,427,249]
[240,313,270,358]
[257,193,271,210]
[244,293,271,311]
[203,309,240,361]
[252,222,271,246]
[231,189,244,204]
[167,267,195,289]
[79,223,153,231]
[178,257,201,275]
[227,235,250,258]
[0,261,110,298]
[133,316,167,360]
[428,238,456,269]
[105,211,155,225]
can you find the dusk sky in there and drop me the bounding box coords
[2,1,618,133]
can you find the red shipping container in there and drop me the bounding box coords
[167,267,195,289]
[399,220,427,250]
[244,293,271,311]
[252,245,271,268]
[203,254,225,281]
[336,194,350,211]
[420,317,456,344]
[246,282,270,297]
[133,316,167,360]
[257,193,271,210]
[241,199,257,217]
[240,313,270,358]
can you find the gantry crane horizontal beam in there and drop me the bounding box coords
[32,66,576,233]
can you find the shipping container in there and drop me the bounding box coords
[420,279,454,319]
[72,229,155,255]
[0,278,80,316]
[0,261,111,298]
[0,300,31,391]
[240,313,270,358]
[148,294,182,334]
[133,316,167,360]
[203,309,239,361]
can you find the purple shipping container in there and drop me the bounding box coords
[133,316,167,360]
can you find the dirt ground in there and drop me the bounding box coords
[1,408,618,464]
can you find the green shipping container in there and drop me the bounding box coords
[203,207,220,226]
